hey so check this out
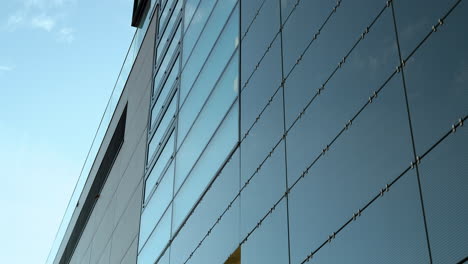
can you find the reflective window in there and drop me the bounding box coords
[180,2,238,103]
[170,149,240,264]
[178,10,239,143]
[394,0,468,153]
[178,47,239,148]
[240,81,284,188]
[287,73,414,263]
[240,40,282,137]
[188,200,239,264]
[139,161,174,249]
[309,171,430,263]
[240,0,279,90]
[184,0,202,31]
[283,0,393,127]
[182,0,217,64]
[173,104,238,231]
[151,57,179,128]
[241,200,289,264]
[138,206,172,264]
[147,95,176,164]
[154,23,181,92]
[157,0,182,60]
[175,54,239,192]
[418,129,468,263]
[394,3,468,262]
[240,0,264,36]
[285,8,401,186]
[240,140,286,239]
[145,132,174,201]
[159,0,174,33]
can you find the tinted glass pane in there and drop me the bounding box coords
[157,0,182,61]
[178,46,239,149]
[180,2,238,102]
[393,0,461,58]
[283,0,393,127]
[173,105,238,231]
[188,200,239,264]
[175,55,239,191]
[240,0,264,37]
[184,0,201,31]
[241,0,279,90]
[145,132,174,201]
[181,0,217,65]
[394,1,468,153]
[240,141,286,238]
[139,161,174,249]
[147,96,176,164]
[170,149,239,264]
[309,171,430,263]
[155,247,170,264]
[138,207,172,264]
[285,9,401,186]
[287,74,414,263]
[241,200,289,264]
[418,126,468,263]
[159,0,175,33]
[281,0,335,74]
[155,23,181,91]
[240,37,282,135]
[151,59,179,128]
[240,83,284,189]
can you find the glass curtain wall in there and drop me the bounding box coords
[139,0,467,263]
[138,0,240,263]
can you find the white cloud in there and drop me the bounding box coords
[0,65,14,71]
[58,27,74,43]
[7,14,24,27]
[31,14,56,31]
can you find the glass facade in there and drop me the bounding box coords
[139,0,467,263]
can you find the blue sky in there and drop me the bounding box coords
[0,0,136,262]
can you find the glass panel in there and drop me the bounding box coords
[147,96,176,163]
[170,149,240,264]
[241,200,289,264]
[282,0,390,127]
[240,140,285,239]
[285,9,401,186]
[182,0,217,65]
[240,0,265,37]
[281,0,334,73]
[188,200,240,264]
[178,46,239,148]
[180,2,238,102]
[151,58,179,128]
[240,79,284,188]
[394,1,468,153]
[157,0,182,60]
[393,0,460,58]
[175,54,239,191]
[240,0,279,91]
[240,35,282,130]
[156,247,170,264]
[287,73,414,263]
[418,128,468,263]
[138,206,172,264]
[159,0,173,33]
[145,132,174,201]
[173,105,239,231]
[184,0,202,31]
[309,171,430,263]
[155,23,181,91]
[139,161,174,250]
